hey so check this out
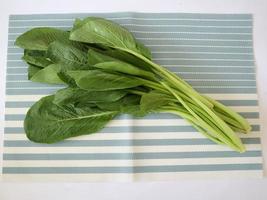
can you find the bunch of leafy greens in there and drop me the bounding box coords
[15,17,251,152]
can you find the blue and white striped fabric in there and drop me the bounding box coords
[3,13,263,181]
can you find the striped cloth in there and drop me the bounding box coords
[2,13,262,181]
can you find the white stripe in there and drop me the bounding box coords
[3,157,262,167]
[6,78,256,83]
[152,51,253,55]
[185,79,255,81]
[5,79,256,83]
[7,60,24,61]
[6,95,45,101]
[193,86,256,88]
[5,86,257,90]
[206,93,258,100]
[175,72,255,75]
[9,25,71,28]
[146,44,251,48]
[2,171,262,181]
[4,105,260,116]
[3,118,260,128]
[126,24,251,28]
[6,73,27,75]
[5,93,258,102]
[132,31,252,35]
[5,72,256,78]
[5,108,28,114]
[8,38,252,42]
[7,53,23,55]
[6,67,27,69]
[7,58,255,61]
[3,144,261,154]
[8,24,252,29]
[7,42,252,49]
[8,51,254,55]
[9,17,253,22]
[6,65,255,68]
[8,32,253,36]
[6,80,29,83]
[153,58,253,61]
[3,131,261,141]
[165,65,253,68]
[138,38,252,42]
[4,119,191,128]
[192,72,254,75]
[6,87,63,90]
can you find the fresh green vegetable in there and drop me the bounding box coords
[30,64,64,84]
[24,95,117,143]
[53,87,127,105]
[15,27,69,50]
[15,17,252,152]
[23,49,53,67]
[66,70,144,91]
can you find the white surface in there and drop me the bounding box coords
[0,0,267,199]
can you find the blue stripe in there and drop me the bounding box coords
[7,44,253,53]
[8,52,254,60]
[4,125,260,134]
[154,60,254,66]
[3,138,260,147]
[5,81,256,88]
[4,100,258,108]
[9,18,252,27]
[3,151,261,160]
[5,88,257,95]
[2,163,262,174]
[9,13,252,20]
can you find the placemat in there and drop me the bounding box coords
[2,12,262,181]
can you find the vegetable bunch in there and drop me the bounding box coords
[15,17,251,152]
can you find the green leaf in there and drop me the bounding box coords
[28,64,42,79]
[57,64,92,87]
[96,94,146,116]
[94,61,155,80]
[140,90,173,112]
[46,41,92,86]
[88,48,153,72]
[67,70,144,91]
[57,71,78,87]
[136,41,151,59]
[53,87,127,105]
[23,50,52,68]
[24,95,117,143]
[70,17,150,58]
[88,49,116,65]
[47,41,88,66]
[30,64,64,84]
[57,62,93,87]
[15,28,69,50]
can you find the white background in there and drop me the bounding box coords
[0,0,267,199]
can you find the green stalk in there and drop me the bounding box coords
[205,95,251,133]
[185,102,228,136]
[120,48,214,108]
[127,89,146,96]
[116,47,246,152]
[215,111,247,132]
[187,119,225,145]
[161,107,225,145]
[160,83,243,152]
[159,106,241,151]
